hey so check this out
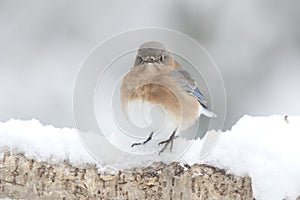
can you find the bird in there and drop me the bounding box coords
[120,41,216,154]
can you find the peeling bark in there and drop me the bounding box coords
[0,151,253,199]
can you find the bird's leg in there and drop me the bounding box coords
[131,132,154,148]
[158,129,178,155]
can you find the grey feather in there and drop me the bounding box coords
[167,69,208,109]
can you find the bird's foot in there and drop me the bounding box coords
[131,132,154,148]
[158,129,177,155]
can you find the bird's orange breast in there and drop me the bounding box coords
[120,64,200,131]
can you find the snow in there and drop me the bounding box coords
[202,115,300,200]
[1,115,300,200]
[0,119,95,165]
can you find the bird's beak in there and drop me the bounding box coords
[144,56,157,63]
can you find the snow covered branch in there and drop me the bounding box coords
[0,115,300,199]
[0,152,252,199]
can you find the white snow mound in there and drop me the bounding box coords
[0,115,300,200]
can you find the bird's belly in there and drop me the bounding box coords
[126,99,200,133]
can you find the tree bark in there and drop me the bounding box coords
[0,151,253,199]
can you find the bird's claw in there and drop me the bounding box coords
[131,132,154,148]
[158,129,177,155]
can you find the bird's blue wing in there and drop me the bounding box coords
[167,69,208,109]
[192,87,208,109]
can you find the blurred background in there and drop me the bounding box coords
[1,0,299,130]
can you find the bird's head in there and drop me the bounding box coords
[134,41,174,67]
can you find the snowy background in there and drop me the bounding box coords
[1,0,300,129]
[1,1,300,199]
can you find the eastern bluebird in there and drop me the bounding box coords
[120,41,216,154]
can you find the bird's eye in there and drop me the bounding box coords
[160,55,165,63]
[137,56,143,64]
[160,54,168,63]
